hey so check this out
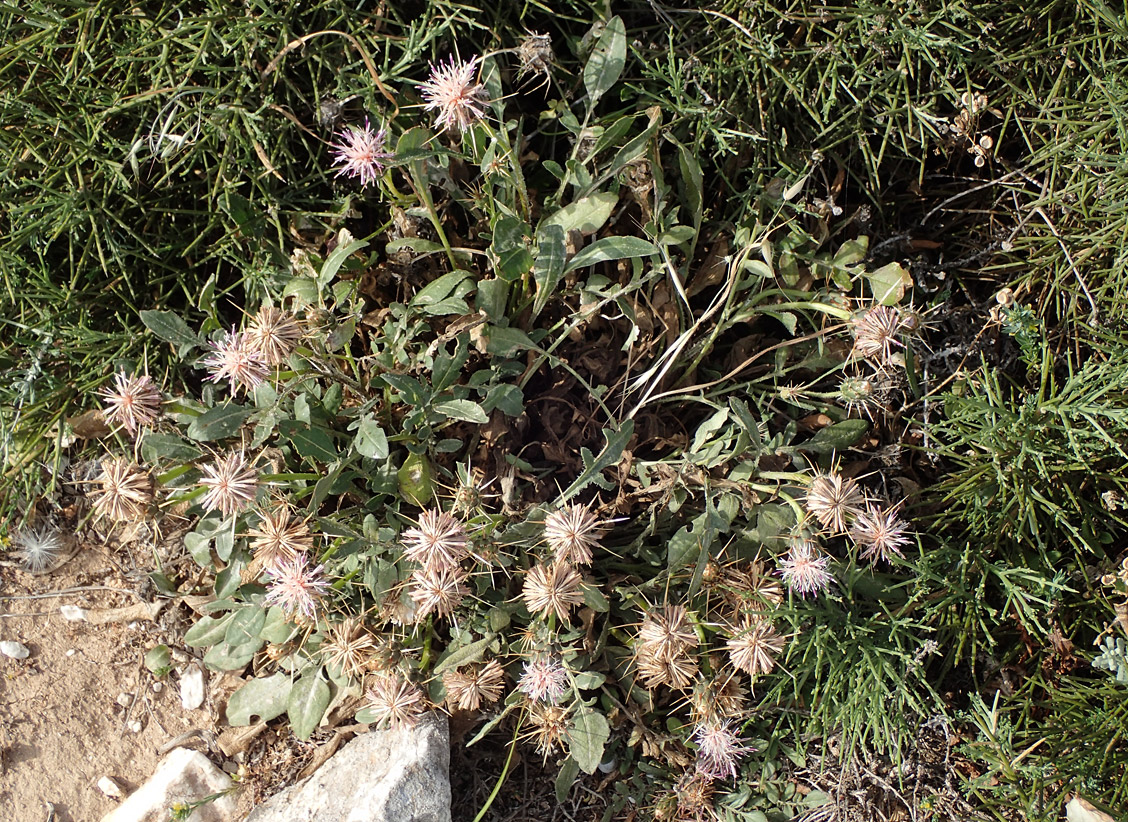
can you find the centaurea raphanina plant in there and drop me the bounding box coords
[329,118,392,188]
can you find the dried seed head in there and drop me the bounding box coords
[522,562,585,622]
[263,553,331,622]
[517,32,554,88]
[329,119,392,188]
[851,305,904,366]
[202,329,270,394]
[635,652,699,691]
[725,617,786,678]
[517,654,568,704]
[408,565,468,620]
[527,703,570,756]
[719,562,783,615]
[418,55,488,134]
[778,539,834,598]
[365,672,427,729]
[198,452,258,519]
[246,505,313,575]
[12,526,67,574]
[691,676,748,726]
[321,618,377,681]
[99,373,162,436]
[543,503,603,565]
[693,720,753,781]
[637,605,698,661]
[91,458,152,522]
[245,307,303,367]
[401,509,469,572]
[671,773,718,822]
[442,659,506,712]
[850,502,912,563]
[805,472,865,533]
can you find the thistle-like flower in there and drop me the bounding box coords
[693,720,753,781]
[245,307,303,367]
[637,605,698,662]
[850,502,912,563]
[365,672,427,729]
[851,305,904,366]
[720,561,783,615]
[725,618,786,678]
[543,503,602,566]
[527,703,570,756]
[246,505,313,572]
[517,654,568,704]
[778,540,834,598]
[201,329,270,394]
[805,472,865,533]
[635,652,699,691]
[408,565,468,620]
[12,526,66,574]
[90,458,152,522]
[99,372,162,436]
[418,55,488,133]
[516,32,554,89]
[442,659,506,711]
[522,562,585,622]
[329,118,392,188]
[263,553,330,621]
[321,618,377,680]
[691,676,748,726]
[198,452,258,519]
[401,509,469,572]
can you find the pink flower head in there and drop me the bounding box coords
[418,55,488,133]
[692,720,754,781]
[850,503,912,563]
[330,119,392,188]
[264,553,331,621]
[99,372,162,435]
[517,654,568,704]
[201,329,269,394]
[198,452,258,519]
[778,540,834,598]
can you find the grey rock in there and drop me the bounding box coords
[100,748,237,822]
[247,712,451,822]
[180,663,207,710]
[0,640,30,659]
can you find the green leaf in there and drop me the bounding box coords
[555,756,580,803]
[491,216,535,282]
[583,16,626,103]
[288,672,331,740]
[203,636,263,670]
[259,607,299,644]
[484,326,535,358]
[144,645,171,675]
[865,261,913,306]
[319,230,368,288]
[532,223,567,319]
[667,509,719,572]
[560,420,634,501]
[565,236,657,273]
[227,672,293,725]
[353,415,389,460]
[140,310,199,347]
[572,671,606,690]
[675,138,704,247]
[482,384,524,417]
[140,432,202,464]
[433,634,495,675]
[411,270,474,314]
[541,191,617,237]
[433,399,489,424]
[567,707,610,774]
[186,404,251,442]
[801,419,870,453]
[184,614,234,648]
[225,607,267,646]
[277,420,338,463]
[386,236,445,255]
[381,374,428,406]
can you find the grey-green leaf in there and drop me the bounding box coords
[227,672,293,725]
[583,17,626,103]
[433,399,489,425]
[801,419,870,453]
[288,672,331,740]
[184,614,233,648]
[564,236,658,273]
[186,404,251,442]
[567,707,610,774]
[140,310,199,348]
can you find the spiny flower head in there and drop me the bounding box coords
[198,452,258,519]
[543,503,603,565]
[778,539,834,598]
[725,617,786,678]
[201,329,270,394]
[247,505,313,572]
[850,502,913,563]
[635,651,699,691]
[91,458,152,522]
[330,119,392,188]
[637,605,698,662]
[851,305,904,366]
[321,618,377,680]
[408,565,468,620]
[517,654,568,704]
[442,659,506,712]
[99,372,162,436]
[692,720,754,781]
[719,561,783,615]
[365,672,427,729]
[805,471,865,533]
[245,307,303,367]
[522,561,585,622]
[401,508,469,572]
[263,553,331,621]
[12,526,66,574]
[418,55,488,133]
[527,703,570,756]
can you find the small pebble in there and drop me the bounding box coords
[127,719,144,733]
[0,641,30,659]
[116,692,134,708]
[60,605,86,621]
[170,649,189,663]
[66,649,76,657]
[97,776,124,799]
[180,664,206,711]
[152,681,164,694]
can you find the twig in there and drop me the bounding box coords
[0,585,135,601]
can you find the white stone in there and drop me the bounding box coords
[153,681,164,693]
[60,605,86,621]
[180,664,206,711]
[127,720,144,734]
[100,748,237,822]
[117,692,134,708]
[0,641,29,659]
[246,712,450,822]
[98,776,125,799]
